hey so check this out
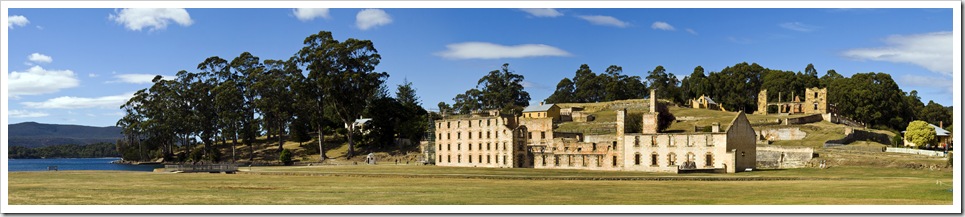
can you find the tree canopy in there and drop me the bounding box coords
[904,120,937,149]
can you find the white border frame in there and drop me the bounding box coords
[2,0,961,214]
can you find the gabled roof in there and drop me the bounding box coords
[700,95,717,105]
[933,124,950,136]
[523,103,556,112]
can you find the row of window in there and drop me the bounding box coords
[438,119,498,129]
[437,142,530,152]
[544,155,618,167]
[437,130,507,141]
[633,152,713,167]
[439,154,509,165]
[632,135,715,147]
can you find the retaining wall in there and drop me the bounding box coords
[885,147,947,157]
[756,146,814,169]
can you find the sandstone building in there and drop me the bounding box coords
[432,90,757,173]
[757,87,828,115]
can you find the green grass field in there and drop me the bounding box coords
[8,165,952,205]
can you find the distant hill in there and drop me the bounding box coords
[8,122,122,148]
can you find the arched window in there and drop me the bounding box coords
[438,155,442,163]
[612,141,617,150]
[457,143,461,150]
[487,155,491,164]
[478,143,482,150]
[705,153,714,167]
[447,155,451,163]
[582,155,587,167]
[554,155,560,166]
[468,155,472,163]
[634,153,641,165]
[478,155,482,164]
[667,152,677,166]
[592,143,597,151]
[503,155,507,165]
[542,155,547,166]
[487,143,491,150]
[469,143,472,151]
[612,155,618,167]
[447,144,451,151]
[651,152,659,166]
[634,136,640,147]
[458,155,462,163]
[686,152,696,163]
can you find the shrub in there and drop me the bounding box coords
[948,152,953,167]
[279,149,294,166]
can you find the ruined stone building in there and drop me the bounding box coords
[757,87,828,115]
[432,90,758,173]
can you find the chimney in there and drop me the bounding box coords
[649,89,657,114]
[540,101,544,106]
[940,121,943,128]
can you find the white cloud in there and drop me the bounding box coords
[23,92,135,109]
[8,15,29,29]
[109,8,193,31]
[686,28,698,35]
[88,73,98,78]
[27,53,53,64]
[112,74,168,84]
[521,81,549,90]
[779,22,818,32]
[727,36,752,44]
[843,31,952,75]
[899,74,953,95]
[293,8,330,21]
[9,66,80,97]
[436,42,571,60]
[519,9,562,18]
[356,9,392,30]
[651,21,675,31]
[9,110,50,118]
[577,15,629,28]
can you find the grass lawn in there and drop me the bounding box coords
[8,165,952,205]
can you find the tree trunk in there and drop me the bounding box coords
[232,134,238,163]
[317,126,327,162]
[346,124,356,159]
[277,123,285,152]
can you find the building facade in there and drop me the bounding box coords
[432,91,757,173]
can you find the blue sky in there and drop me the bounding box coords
[5,8,955,127]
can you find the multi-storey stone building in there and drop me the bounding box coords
[432,90,757,173]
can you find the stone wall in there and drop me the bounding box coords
[885,147,948,157]
[756,146,814,169]
[784,114,824,125]
[725,112,757,171]
[623,133,730,173]
[757,127,807,141]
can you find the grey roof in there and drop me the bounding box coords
[700,96,717,105]
[932,124,950,136]
[901,123,951,136]
[523,104,556,112]
[354,118,372,125]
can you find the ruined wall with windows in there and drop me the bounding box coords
[434,112,519,168]
[623,132,730,173]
